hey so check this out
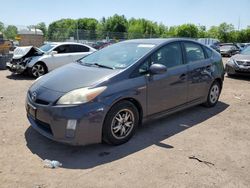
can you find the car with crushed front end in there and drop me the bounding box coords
[6,42,96,77]
[225,45,250,76]
[26,38,224,146]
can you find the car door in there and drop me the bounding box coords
[46,44,72,70]
[145,42,188,115]
[69,44,92,61]
[183,42,213,102]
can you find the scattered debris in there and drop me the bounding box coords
[234,96,241,100]
[98,151,110,157]
[34,184,46,188]
[43,159,62,169]
[188,156,215,167]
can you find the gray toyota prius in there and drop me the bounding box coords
[26,38,224,146]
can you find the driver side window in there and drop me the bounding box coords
[138,42,183,75]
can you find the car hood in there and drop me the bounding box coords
[32,63,121,93]
[13,46,43,59]
[220,48,230,52]
[232,54,250,61]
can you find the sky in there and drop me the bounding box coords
[1,0,250,29]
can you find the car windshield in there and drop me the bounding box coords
[79,42,155,69]
[39,43,57,52]
[240,46,250,55]
[221,45,233,50]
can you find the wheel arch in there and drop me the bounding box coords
[105,97,144,126]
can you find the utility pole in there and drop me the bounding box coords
[76,20,79,42]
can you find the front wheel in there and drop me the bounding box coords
[102,101,139,145]
[29,63,47,78]
[204,81,221,107]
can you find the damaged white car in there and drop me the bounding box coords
[6,42,96,77]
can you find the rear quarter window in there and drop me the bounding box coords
[70,45,90,53]
[204,47,213,58]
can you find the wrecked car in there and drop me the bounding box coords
[6,42,96,77]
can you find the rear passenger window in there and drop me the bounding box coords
[70,45,90,53]
[184,42,205,63]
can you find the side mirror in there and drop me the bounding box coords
[149,64,167,75]
[50,51,58,56]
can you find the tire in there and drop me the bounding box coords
[204,81,221,107]
[102,101,139,145]
[29,62,47,78]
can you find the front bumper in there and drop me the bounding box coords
[225,63,250,76]
[6,62,26,74]
[25,94,109,145]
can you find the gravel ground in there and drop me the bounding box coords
[0,58,250,188]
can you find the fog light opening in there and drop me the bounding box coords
[66,119,77,138]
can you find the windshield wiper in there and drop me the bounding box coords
[93,63,114,70]
[79,62,114,69]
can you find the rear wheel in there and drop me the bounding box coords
[204,81,221,107]
[29,62,47,78]
[102,101,139,145]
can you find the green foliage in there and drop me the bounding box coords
[4,14,245,42]
[0,21,4,32]
[36,22,47,38]
[4,25,18,40]
[176,24,198,38]
[47,19,76,41]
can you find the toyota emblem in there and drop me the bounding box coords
[31,91,37,101]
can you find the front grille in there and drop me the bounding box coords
[35,99,50,105]
[11,59,21,65]
[35,119,53,135]
[235,69,250,73]
[236,61,250,66]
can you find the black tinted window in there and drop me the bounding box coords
[184,42,205,63]
[54,45,70,54]
[151,42,183,68]
[69,45,90,53]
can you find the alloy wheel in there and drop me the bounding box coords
[111,109,135,139]
[209,84,220,104]
[32,64,45,77]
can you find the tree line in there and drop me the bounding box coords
[1,14,250,42]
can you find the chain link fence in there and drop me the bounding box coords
[47,28,159,43]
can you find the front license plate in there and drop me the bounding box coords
[27,102,36,118]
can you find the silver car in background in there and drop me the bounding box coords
[226,46,250,76]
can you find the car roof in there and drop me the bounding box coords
[122,38,200,45]
[47,42,88,46]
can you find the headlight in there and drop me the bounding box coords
[21,57,32,66]
[57,86,107,105]
[228,58,236,65]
